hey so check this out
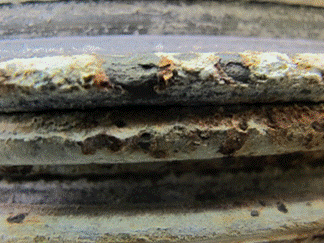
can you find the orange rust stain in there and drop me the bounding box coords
[158,56,175,69]
[157,56,177,90]
[240,52,262,68]
[267,106,324,129]
[188,105,324,130]
[186,104,324,151]
[93,70,112,89]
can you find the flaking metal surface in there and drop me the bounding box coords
[1,0,324,242]
[1,51,324,112]
[1,104,324,165]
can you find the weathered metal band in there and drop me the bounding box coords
[0,1,323,40]
[1,1,324,243]
[1,48,324,112]
[1,155,324,242]
[0,104,323,165]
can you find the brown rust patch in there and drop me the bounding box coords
[266,106,324,129]
[219,129,248,155]
[265,105,324,149]
[80,134,123,155]
[187,107,251,130]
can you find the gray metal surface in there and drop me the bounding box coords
[0,0,323,40]
[1,36,324,60]
[1,0,324,242]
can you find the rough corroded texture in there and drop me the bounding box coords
[1,52,324,112]
[2,0,324,242]
[0,54,110,95]
[0,104,324,165]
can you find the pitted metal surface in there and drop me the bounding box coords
[1,104,324,165]
[1,0,324,242]
[1,50,324,112]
